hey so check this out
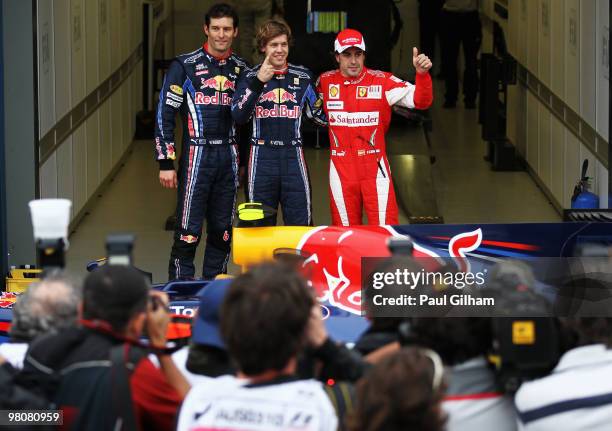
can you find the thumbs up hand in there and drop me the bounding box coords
[413,47,432,74]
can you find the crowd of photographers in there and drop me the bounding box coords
[0,253,611,430]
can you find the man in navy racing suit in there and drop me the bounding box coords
[231,20,326,226]
[155,3,248,280]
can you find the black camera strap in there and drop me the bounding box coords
[110,343,147,431]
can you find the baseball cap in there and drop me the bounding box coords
[334,28,366,53]
[191,278,232,349]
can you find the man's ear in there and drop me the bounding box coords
[77,301,84,320]
[233,27,238,38]
[335,53,340,64]
[204,24,210,38]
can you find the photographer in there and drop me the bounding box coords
[405,289,517,431]
[347,347,448,431]
[177,262,338,430]
[515,317,612,430]
[17,265,188,431]
[0,271,80,369]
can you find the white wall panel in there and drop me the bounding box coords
[551,0,565,98]
[539,105,552,190]
[136,61,143,115]
[133,0,142,53]
[580,0,597,129]
[54,0,71,118]
[109,0,121,71]
[39,154,58,199]
[86,114,100,197]
[507,85,527,157]
[526,0,539,74]
[99,100,112,179]
[565,0,580,113]
[516,0,528,65]
[70,0,85,104]
[119,0,129,63]
[130,0,137,52]
[596,0,609,140]
[85,0,100,195]
[121,81,131,149]
[550,116,564,205]
[37,0,56,137]
[111,92,123,165]
[507,0,519,58]
[72,125,87,215]
[85,0,99,94]
[564,134,581,208]
[132,68,139,132]
[526,92,539,170]
[132,63,140,123]
[99,0,111,80]
[538,0,551,87]
[56,139,74,218]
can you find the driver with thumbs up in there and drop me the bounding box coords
[317,29,433,226]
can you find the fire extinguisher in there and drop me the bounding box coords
[571,159,599,209]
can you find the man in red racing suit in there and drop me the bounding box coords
[317,29,433,226]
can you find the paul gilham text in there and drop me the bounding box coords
[373,294,495,307]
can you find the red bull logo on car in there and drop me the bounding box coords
[258,88,297,104]
[297,226,483,315]
[232,225,488,316]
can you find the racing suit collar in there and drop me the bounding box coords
[272,63,289,75]
[339,67,367,85]
[203,42,232,61]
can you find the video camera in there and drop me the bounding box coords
[385,239,562,394]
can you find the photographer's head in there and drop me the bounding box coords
[82,265,151,338]
[220,262,314,376]
[348,347,447,431]
[10,270,81,342]
[561,317,612,349]
[404,313,492,366]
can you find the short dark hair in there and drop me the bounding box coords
[82,265,150,332]
[348,348,447,431]
[256,20,292,52]
[406,315,492,365]
[205,3,238,28]
[562,317,612,348]
[220,262,314,375]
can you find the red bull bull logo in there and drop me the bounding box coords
[166,144,176,160]
[180,234,199,244]
[200,75,235,92]
[258,88,297,104]
[231,225,484,316]
[297,226,483,315]
[0,292,18,309]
